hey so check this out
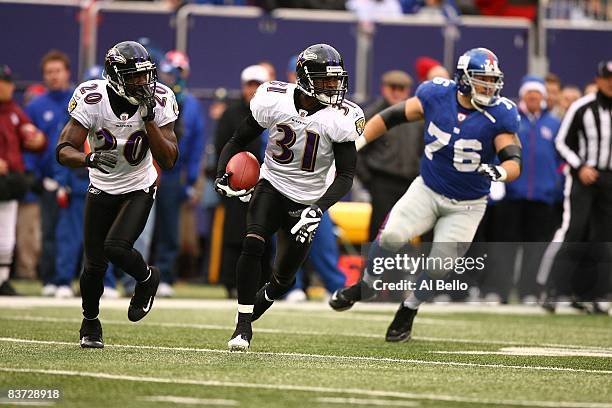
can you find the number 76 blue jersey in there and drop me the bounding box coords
[415,78,520,200]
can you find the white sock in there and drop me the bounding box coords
[238,304,254,314]
[83,313,99,321]
[403,293,422,310]
[0,266,9,285]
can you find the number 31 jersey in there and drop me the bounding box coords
[416,78,520,200]
[251,81,365,204]
[68,79,178,195]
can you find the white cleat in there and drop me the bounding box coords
[102,287,120,299]
[41,284,57,297]
[157,282,174,298]
[55,285,74,298]
[227,335,250,352]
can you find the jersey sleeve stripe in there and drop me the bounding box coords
[555,94,595,169]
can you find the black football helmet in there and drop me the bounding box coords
[104,41,157,105]
[296,44,348,106]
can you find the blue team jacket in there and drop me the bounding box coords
[505,107,563,205]
[24,89,89,198]
[162,92,205,191]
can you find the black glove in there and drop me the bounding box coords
[85,151,118,174]
[290,205,323,243]
[138,87,156,122]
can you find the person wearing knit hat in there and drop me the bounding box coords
[519,75,548,99]
[415,56,449,83]
[486,73,562,304]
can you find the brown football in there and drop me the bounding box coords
[226,151,260,190]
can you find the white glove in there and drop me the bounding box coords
[290,205,323,243]
[214,172,253,198]
[478,164,507,182]
[239,193,252,203]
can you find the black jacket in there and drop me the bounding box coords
[214,98,263,244]
[356,98,424,187]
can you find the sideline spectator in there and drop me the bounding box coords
[415,57,449,83]
[545,73,563,118]
[559,85,582,117]
[483,76,562,303]
[0,64,46,295]
[357,70,423,240]
[153,50,205,297]
[24,50,79,298]
[539,61,612,313]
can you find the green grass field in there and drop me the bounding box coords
[0,287,611,408]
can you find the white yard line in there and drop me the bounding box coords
[1,337,611,375]
[3,315,612,352]
[0,315,381,339]
[0,367,611,408]
[140,396,238,406]
[431,347,612,358]
[261,311,469,326]
[0,296,602,315]
[315,397,419,406]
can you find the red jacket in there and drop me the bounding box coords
[0,100,43,172]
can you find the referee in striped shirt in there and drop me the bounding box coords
[539,60,612,312]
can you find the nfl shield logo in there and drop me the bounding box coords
[457,113,467,122]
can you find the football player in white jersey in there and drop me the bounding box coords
[215,44,365,351]
[56,41,179,348]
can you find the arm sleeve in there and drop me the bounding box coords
[68,89,93,129]
[156,88,179,127]
[216,113,265,178]
[315,141,357,212]
[250,83,273,128]
[330,104,365,143]
[555,103,583,169]
[15,106,48,153]
[497,100,520,135]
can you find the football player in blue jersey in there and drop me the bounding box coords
[330,47,523,342]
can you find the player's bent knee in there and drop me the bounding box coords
[245,233,265,243]
[272,274,296,289]
[426,267,450,280]
[81,265,106,280]
[241,235,265,257]
[103,239,132,264]
[378,229,407,252]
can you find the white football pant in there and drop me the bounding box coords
[378,177,487,278]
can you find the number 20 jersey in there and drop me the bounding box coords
[68,79,178,195]
[251,82,365,204]
[416,78,520,200]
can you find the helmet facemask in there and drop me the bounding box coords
[106,60,157,105]
[462,69,504,107]
[299,66,348,106]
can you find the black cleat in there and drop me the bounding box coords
[329,281,375,312]
[541,298,556,314]
[0,281,19,296]
[385,304,418,343]
[79,318,104,348]
[252,283,274,322]
[228,314,252,352]
[128,266,160,322]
